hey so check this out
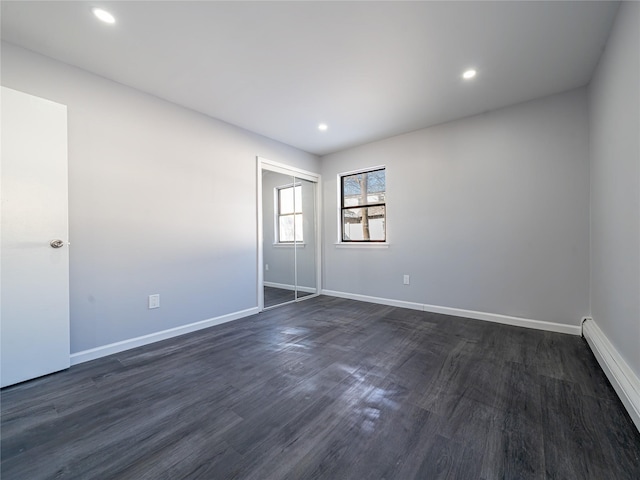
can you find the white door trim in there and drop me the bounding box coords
[257,156,321,311]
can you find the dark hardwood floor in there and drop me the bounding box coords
[264,286,312,308]
[263,285,295,307]
[2,296,639,479]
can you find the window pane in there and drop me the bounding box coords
[279,185,302,214]
[279,187,294,214]
[279,215,293,242]
[342,206,386,241]
[279,214,303,242]
[342,170,385,207]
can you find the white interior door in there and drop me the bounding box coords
[1,86,70,388]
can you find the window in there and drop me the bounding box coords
[340,167,386,242]
[277,184,303,243]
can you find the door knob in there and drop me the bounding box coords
[50,239,64,249]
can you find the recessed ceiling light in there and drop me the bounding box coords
[318,123,328,131]
[462,69,477,80]
[92,8,116,24]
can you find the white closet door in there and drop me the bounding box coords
[1,86,70,388]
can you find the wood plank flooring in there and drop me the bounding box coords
[2,296,639,479]
[264,286,312,308]
[263,286,295,307]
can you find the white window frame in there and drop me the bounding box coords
[336,165,389,248]
[274,182,303,244]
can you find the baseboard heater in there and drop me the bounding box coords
[582,317,640,432]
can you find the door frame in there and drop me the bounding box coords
[257,156,321,311]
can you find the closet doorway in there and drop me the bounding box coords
[257,157,320,310]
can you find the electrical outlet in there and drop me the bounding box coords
[403,275,410,285]
[148,294,160,309]
[265,264,269,271]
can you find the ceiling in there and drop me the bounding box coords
[1,1,619,156]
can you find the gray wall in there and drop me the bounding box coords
[262,170,317,290]
[321,89,590,326]
[1,42,319,353]
[588,2,640,378]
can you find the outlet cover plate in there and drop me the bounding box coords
[149,294,160,309]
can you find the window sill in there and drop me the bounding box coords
[273,243,306,248]
[334,242,389,249]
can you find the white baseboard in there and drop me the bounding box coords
[421,302,581,335]
[321,289,425,311]
[582,318,640,431]
[70,307,260,366]
[321,289,581,335]
[264,282,317,294]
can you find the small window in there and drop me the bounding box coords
[340,167,386,242]
[277,184,303,243]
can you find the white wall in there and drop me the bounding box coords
[588,1,640,379]
[1,42,319,354]
[321,89,590,326]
